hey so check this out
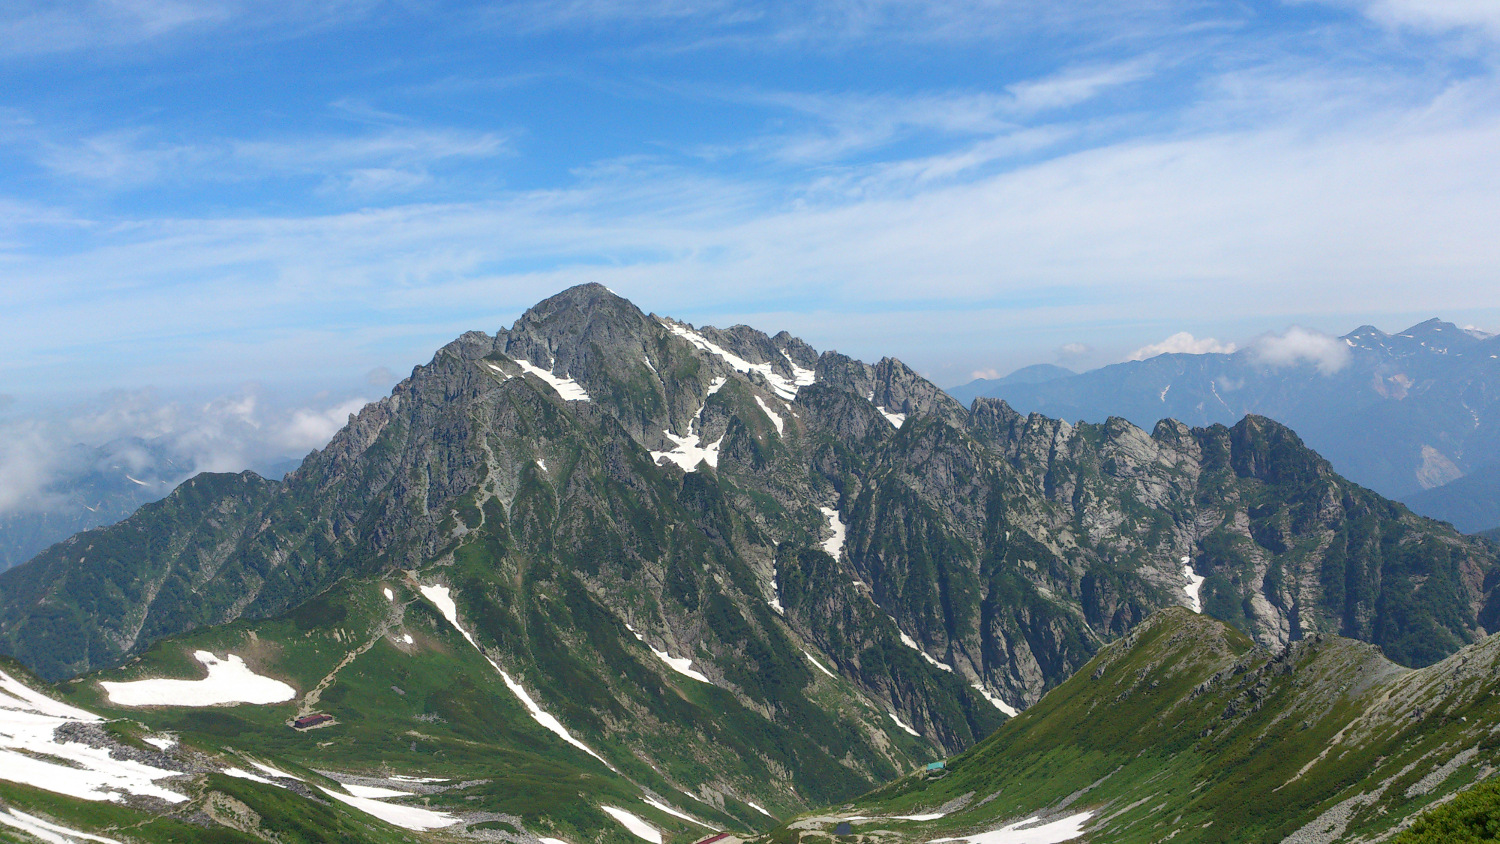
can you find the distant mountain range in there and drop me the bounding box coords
[0,440,299,573]
[952,318,1500,532]
[1,286,1496,842]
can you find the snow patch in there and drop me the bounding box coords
[537,458,547,471]
[894,812,948,821]
[224,767,278,785]
[143,735,176,751]
[403,634,414,644]
[0,808,122,844]
[0,668,187,804]
[643,796,711,828]
[747,800,773,818]
[929,811,1093,844]
[651,376,726,472]
[383,587,394,601]
[888,711,920,737]
[876,407,906,428]
[343,783,414,799]
[662,320,814,401]
[100,651,295,707]
[755,395,785,435]
[602,806,662,844]
[1182,556,1204,614]
[248,760,303,781]
[420,585,611,767]
[512,359,591,401]
[628,625,711,684]
[804,651,837,679]
[819,507,845,559]
[971,682,1019,717]
[643,355,657,374]
[319,785,459,831]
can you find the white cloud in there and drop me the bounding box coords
[1128,333,1237,361]
[970,368,1002,380]
[1251,326,1351,374]
[1330,0,1500,38]
[0,388,372,516]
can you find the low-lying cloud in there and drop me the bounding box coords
[1251,326,1351,375]
[0,387,371,517]
[1128,332,1237,361]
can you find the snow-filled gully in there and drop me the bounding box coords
[418,585,612,768]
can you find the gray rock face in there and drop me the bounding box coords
[2,283,1496,746]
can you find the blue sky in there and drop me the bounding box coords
[3,0,1500,472]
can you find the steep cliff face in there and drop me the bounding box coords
[3,283,1495,742]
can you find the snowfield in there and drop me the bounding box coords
[755,395,786,435]
[319,785,458,831]
[100,651,295,707]
[0,808,122,844]
[602,806,662,843]
[929,811,1093,844]
[642,796,710,828]
[804,650,837,679]
[888,711,920,737]
[0,668,187,804]
[1182,557,1205,613]
[971,682,1019,717]
[876,406,906,428]
[512,359,592,401]
[660,320,817,401]
[420,584,611,767]
[628,625,711,684]
[820,507,846,559]
[650,376,726,472]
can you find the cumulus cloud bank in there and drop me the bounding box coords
[0,388,371,517]
[1128,333,1237,361]
[1251,326,1351,375]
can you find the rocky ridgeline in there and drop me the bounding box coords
[3,282,1497,748]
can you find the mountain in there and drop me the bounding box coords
[948,364,1074,403]
[1,284,1497,841]
[1402,461,1500,534]
[795,607,1500,844]
[956,319,1500,507]
[0,439,187,573]
[0,440,301,574]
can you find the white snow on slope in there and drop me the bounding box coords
[481,360,512,378]
[820,507,845,559]
[0,808,122,844]
[384,587,394,601]
[224,767,278,785]
[804,651,837,679]
[895,812,948,821]
[540,838,571,844]
[971,683,1019,717]
[662,320,816,401]
[780,351,817,392]
[319,785,459,831]
[512,359,591,402]
[419,585,610,767]
[876,407,906,429]
[747,800,773,818]
[1182,556,1205,614]
[101,651,295,707]
[888,711,920,737]
[755,395,785,435]
[602,806,663,843]
[143,735,176,751]
[344,783,413,799]
[891,620,954,674]
[651,376,726,472]
[929,811,1093,844]
[643,796,711,828]
[627,625,711,684]
[248,760,303,781]
[0,668,187,804]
